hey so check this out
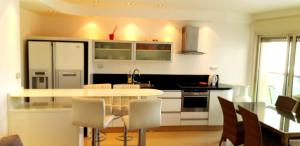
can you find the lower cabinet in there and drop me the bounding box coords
[159,91,182,126]
[107,89,233,127]
[181,120,208,125]
[208,89,233,125]
[161,113,181,126]
[180,112,209,125]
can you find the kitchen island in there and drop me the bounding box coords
[7,88,163,146]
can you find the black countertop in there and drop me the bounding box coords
[93,74,232,90]
[176,84,233,90]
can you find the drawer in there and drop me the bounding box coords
[159,91,181,98]
[162,99,181,112]
[161,113,181,126]
[181,119,208,125]
[181,112,208,120]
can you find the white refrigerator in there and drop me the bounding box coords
[28,41,84,102]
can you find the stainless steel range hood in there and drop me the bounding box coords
[182,26,205,55]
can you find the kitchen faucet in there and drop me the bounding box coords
[132,68,140,84]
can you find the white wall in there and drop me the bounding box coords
[21,10,251,85]
[0,0,21,137]
[93,22,250,85]
[20,8,41,86]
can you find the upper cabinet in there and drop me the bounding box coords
[94,41,132,60]
[93,40,172,61]
[136,42,172,61]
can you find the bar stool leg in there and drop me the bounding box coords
[138,128,146,146]
[123,126,128,146]
[92,128,101,146]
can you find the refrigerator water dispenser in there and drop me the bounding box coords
[30,70,50,89]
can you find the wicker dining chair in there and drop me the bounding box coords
[293,100,300,115]
[275,96,297,112]
[238,106,283,146]
[238,105,263,146]
[218,96,244,146]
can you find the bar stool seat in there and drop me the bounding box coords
[72,97,114,146]
[122,99,162,146]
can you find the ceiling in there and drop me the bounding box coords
[21,0,300,18]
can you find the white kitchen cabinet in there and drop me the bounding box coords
[136,42,172,61]
[94,41,132,60]
[161,113,181,126]
[208,89,233,125]
[181,120,208,125]
[158,91,181,126]
[161,99,181,112]
[180,112,208,119]
[180,112,209,125]
[93,40,173,61]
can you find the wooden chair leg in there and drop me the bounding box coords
[219,137,225,146]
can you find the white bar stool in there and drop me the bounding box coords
[83,84,113,141]
[83,84,113,116]
[122,99,162,146]
[72,97,114,146]
[112,84,140,141]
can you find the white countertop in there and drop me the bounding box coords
[8,89,163,98]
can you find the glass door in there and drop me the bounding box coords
[292,37,300,97]
[256,37,290,105]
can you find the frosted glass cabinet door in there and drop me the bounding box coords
[136,43,172,61]
[94,41,132,60]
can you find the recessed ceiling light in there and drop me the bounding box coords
[127,2,132,6]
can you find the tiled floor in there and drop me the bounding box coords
[84,131,223,146]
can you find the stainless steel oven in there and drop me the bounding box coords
[181,89,209,112]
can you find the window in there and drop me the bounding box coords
[255,35,300,104]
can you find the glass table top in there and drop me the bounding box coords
[236,102,300,134]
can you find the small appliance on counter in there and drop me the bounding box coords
[209,74,219,87]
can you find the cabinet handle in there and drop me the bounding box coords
[158,97,181,99]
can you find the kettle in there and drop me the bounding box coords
[209,74,219,87]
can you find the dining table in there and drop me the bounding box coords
[236,102,300,146]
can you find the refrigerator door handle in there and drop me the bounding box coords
[52,42,57,89]
[62,73,77,76]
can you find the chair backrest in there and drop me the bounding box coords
[275,96,297,112]
[113,84,140,89]
[72,97,105,128]
[113,84,140,105]
[128,99,162,130]
[295,102,300,115]
[218,96,239,142]
[83,83,111,89]
[238,105,263,146]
